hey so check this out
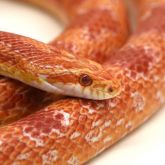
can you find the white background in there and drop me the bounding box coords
[0,0,165,165]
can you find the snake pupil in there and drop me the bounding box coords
[108,87,113,93]
[79,74,93,86]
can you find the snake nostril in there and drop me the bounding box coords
[79,74,93,86]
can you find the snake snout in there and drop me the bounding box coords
[98,80,122,100]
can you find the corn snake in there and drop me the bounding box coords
[0,0,163,163]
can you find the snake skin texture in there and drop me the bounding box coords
[0,0,165,164]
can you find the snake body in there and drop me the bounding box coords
[0,0,165,164]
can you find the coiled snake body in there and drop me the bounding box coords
[0,0,165,164]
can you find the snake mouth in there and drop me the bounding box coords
[53,82,120,100]
[36,81,119,100]
[28,77,121,100]
[30,80,104,100]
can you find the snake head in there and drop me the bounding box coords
[0,32,121,100]
[37,57,121,100]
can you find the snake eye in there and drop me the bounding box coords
[79,74,93,86]
[108,86,114,93]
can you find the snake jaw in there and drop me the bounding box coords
[38,80,121,100]
[30,78,121,100]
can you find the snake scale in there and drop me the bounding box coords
[0,0,165,164]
